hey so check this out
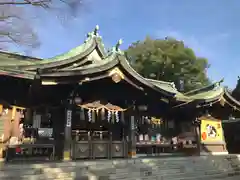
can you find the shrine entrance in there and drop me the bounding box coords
[69,100,131,159]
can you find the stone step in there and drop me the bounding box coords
[170,170,240,180]
[1,156,240,179]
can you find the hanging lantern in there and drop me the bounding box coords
[74,96,82,104]
[138,105,148,111]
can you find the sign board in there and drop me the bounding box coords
[200,119,223,142]
[66,110,72,127]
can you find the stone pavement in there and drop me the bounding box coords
[0,155,240,179]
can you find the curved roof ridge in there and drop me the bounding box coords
[224,87,240,107]
[106,40,178,96]
[145,78,176,87]
[39,38,95,63]
[35,25,107,64]
[61,52,118,71]
[183,79,224,96]
[116,54,176,97]
[0,25,107,70]
[103,41,177,97]
[145,78,179,94]
[0,51,42,61]
[175,86,224,104]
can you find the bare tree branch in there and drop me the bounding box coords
[0,0,50,6]
[0,0,85,51]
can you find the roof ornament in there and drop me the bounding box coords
[216,78,224,87]
[85,25,100,43]
[170,82,176,89]
[94,25,99,36]
[111,39,123,54]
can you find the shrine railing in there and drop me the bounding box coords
[5,143,55,162]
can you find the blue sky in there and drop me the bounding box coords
[23,0,239,88]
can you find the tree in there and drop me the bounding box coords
[125,36,211,92]
[232,77,240,100]
[0,0,84,50]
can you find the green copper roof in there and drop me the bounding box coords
[176,86,224,102]
[145,78,179,94]
[0,67,35,79]
[173,81,224,103]
[35,37,105,65]
[0,26,106,70]
[0,51,41,66]
[0,25,238,106]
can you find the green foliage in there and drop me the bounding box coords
[125,36,211,92]
[232,77,240,100]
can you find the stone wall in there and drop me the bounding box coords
[1,155,240,180]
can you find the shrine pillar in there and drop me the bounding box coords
[63,100,73,161]
[193,119,201,156]
[128,115,137,158]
